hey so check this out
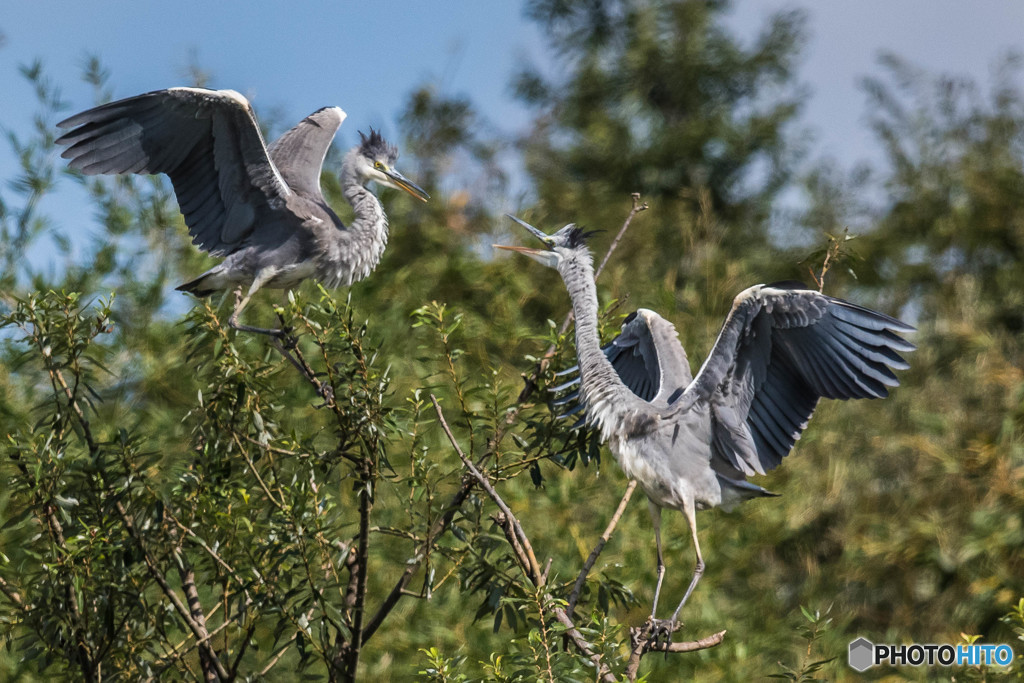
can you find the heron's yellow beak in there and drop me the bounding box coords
[382,168,430,202]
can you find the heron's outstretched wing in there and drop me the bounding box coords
[267,107,346,201]
[671,282,915,477]
[56,87,291,255]
[551,309,694,425]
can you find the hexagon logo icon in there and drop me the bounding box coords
[849,637,875,672]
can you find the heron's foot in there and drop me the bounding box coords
[645,617,681,646]
[312,381,335,409]
[278,327,299,349]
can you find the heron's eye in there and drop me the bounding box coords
[374,161,384,170]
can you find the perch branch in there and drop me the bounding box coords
[567,479,637,615]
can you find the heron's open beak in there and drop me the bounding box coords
[505,215,554,247]
[382,168,430,202]
[493,215,559,267]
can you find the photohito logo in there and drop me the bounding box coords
[848,637,1014,672]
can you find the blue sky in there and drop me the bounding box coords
[2,1,1023,235]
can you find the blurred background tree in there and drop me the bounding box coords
[1,0,1023,680]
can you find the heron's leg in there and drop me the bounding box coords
[648,501,666,620]
[228,269,286,337]
[669,499,705,625]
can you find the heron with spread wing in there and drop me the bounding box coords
[56,87,428,335]
[496,216,914,640]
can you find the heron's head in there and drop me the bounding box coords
[353,129,429,202]
[494,215,596,269]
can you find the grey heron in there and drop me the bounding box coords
[56,87,428,335]
[496,216,914,640]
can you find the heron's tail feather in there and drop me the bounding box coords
[176,274,218,298]
[717,474,778,511]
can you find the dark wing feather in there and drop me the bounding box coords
[550,309,693,428]
[677,284,914,477]
[56,87,290,255]
[267,107,346,200]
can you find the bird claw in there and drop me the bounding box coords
[312,382,335,409]
[645,617,681,646]
[280,330,299,349]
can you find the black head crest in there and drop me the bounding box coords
[564,225,601,249]
[358,128,398,163]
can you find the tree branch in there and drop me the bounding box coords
[594,193,649,281]
[567,479,637,615]
[552,608,618,683]
[625,628,727,680]
[175,553,217,683]
[433,395,619,682]
[431,395,544,587]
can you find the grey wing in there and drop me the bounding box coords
[551,309,693,426]
[674,282,915,477]
[267,106,346,200]
[56,87,291,255]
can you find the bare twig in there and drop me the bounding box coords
[594,193,649,281]
[567,479,637,615]
[432,395,544,587]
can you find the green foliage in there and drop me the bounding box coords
[769,606,836,682]
[2,1,1024,680]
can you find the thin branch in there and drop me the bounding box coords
[566,479,637,615]
[551,608,618,683]
[168,514,257,602]
[273,310,336,396]
[594,193,649,280]
[0,575,26,611]
[431,395,544,587]
[434,395,622,682]
[258,607,316,676]
[231,433,289,511]
[228,620,259,680]
[117,500,231,681]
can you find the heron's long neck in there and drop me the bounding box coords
[559,254,640,439]
[328,153,389,287]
